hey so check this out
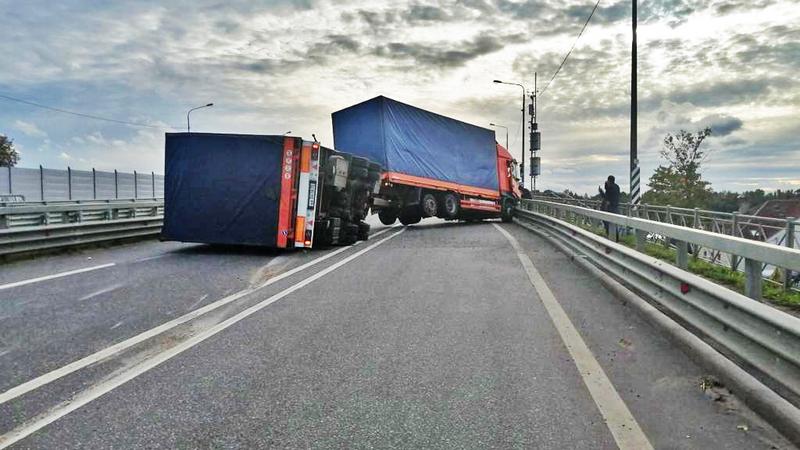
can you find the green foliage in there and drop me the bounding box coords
[573,221,800,309]
[643,127,713,208]
[0,134,20,167]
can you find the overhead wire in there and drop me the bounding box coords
[539,0,602,97]
[0,93,173,129]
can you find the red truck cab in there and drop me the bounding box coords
[496,143,521,222]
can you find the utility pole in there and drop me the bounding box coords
[530,73,541,193]
[630,0,641,207]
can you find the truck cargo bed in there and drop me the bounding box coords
[162,133,285,247]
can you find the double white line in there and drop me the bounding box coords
[0,227,404,448]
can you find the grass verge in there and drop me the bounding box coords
[568,219,800,310]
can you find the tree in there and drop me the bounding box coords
[643,127,713,208]
[0,134,20,167]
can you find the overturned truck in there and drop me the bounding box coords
[161,133,381,249]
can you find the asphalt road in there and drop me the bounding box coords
[0,219,792,449]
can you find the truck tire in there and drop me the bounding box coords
[440,192,460,219]
[378,209,398,225]
[501,199,514,223]
[350,156,369,169]
[399,211,421,225]
[351,166,369,180]
[357,222,370,241]
[421,193,438,217]
[340,223,359,245]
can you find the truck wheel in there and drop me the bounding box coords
[357,222,370,240]
[340,223,359,245]
[350,156,369,169]
[378,209,398,225]
[399,212,421,225]
[501,199,514,223]
[421,193,438,217]
[351,166,369,180]
[440,192,460,219]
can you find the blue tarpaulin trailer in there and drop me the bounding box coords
[332,96,499,192]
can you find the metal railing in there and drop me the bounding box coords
[514,199,800,409]
[531,195,799,288]
[0,199,164,257]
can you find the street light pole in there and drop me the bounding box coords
[493,80,526,189]
[489,123,509,151]
[187,103,214,133]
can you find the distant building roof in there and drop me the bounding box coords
[751,199,800,220]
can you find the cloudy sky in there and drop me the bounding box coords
[1,0,798,194]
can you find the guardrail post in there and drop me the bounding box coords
[730,212,740,270]
[693,208,700,229]
[635,229,647,252]
[6,166,11,195]
[134,170,138,199]
[114,170,119,199]
[744,258,762,301]
[39,165,45,202]
[666,205,673,224]
[92,168,97,200]
[67,166,72,200]
[151,171,156,197]
[784,218,796,291]
[676,240,689,270]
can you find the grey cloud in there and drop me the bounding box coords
[374,33,524,68]
[305,34,362,59]
[713,0,778,15]
[697,114,744,136]
[495,0,552,19]
[457,0,495,13]
[403,3,451,22]
[565,1,628,25]
[644,77,792,109]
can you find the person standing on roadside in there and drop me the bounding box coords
[598,175,620,241]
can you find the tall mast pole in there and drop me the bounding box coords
[630,0,641,207]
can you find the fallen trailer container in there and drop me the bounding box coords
[161,133,381,248]
[332,96,520,225]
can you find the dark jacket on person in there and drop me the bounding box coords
[601,181,620,213]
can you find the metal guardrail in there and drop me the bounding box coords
[531,194,796,245]
[0,199,164,256]
[0,194,25,203]
[515,199,800,407]
[531,195,799,289]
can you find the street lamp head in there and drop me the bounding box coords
[489,123,496,126]
[493,80,502,84]
[206,103,214,107]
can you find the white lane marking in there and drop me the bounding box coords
[0,263,116,292]
[0,226,395,406]
[493,224,653,450]
[0,227,405,449]
[109,322,124,330]
[78,284,125,302]
[186,294,209,311]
